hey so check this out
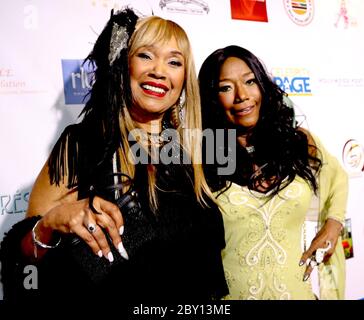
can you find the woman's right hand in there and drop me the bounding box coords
[35,195,128,262]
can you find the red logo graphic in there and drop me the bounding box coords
[230,0,268,22]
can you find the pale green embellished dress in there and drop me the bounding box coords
[219,177,315,300]
[218,135,348,300]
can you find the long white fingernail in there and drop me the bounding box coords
[118,242,129,260]
[107,251,114,263]
[119,225,124,235]
[97,250,103,258]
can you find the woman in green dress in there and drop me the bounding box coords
[199,45,348,300]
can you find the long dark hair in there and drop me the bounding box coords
[199,45,322,196]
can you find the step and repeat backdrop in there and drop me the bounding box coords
[1,0,364,299]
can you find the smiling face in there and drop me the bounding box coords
[129,37,185,129]
[218,57,262,131]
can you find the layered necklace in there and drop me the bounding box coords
[145,131,169,147]
[144,121,173,147]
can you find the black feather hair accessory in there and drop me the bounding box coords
[108,8,139,66]
[48,8,140,188]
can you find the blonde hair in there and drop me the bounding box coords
[118,15,213,210]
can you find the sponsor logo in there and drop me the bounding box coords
[0,67,46,95]
[61,59,94,105]
[342,139,364,176]
[283,0,314,26]
[334,0,358,29]
[318,77,364,88]
[159,0,209,15]
[0,189,30,215]
[230,0,268,22]
[272,67,312,96]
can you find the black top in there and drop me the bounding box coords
[0,124,228,303]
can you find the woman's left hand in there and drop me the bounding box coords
[299,218,343,281]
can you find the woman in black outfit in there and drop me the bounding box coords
[0,8,228,302]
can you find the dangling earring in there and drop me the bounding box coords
[178,89,186,127]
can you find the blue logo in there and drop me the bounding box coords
[273,76,312,95]
[271,68,312,96]
[61,59,94,105]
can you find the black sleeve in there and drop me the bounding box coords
[0,216,41,301]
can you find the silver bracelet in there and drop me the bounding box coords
[32,219,61,258]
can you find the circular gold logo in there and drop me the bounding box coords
[342,139,364,175]
[284,0,314,26]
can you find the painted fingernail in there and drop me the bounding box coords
[118,242,129,260]
[107,251,114,263]
[303,274,310,282]
[97,250,103,258]
[119,225,124,235]
[299,260,305,266]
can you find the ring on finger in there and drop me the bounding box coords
[315,248,326,264]
[310,257,318,268]
[87,223,97,234]
[315,240,332,264]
